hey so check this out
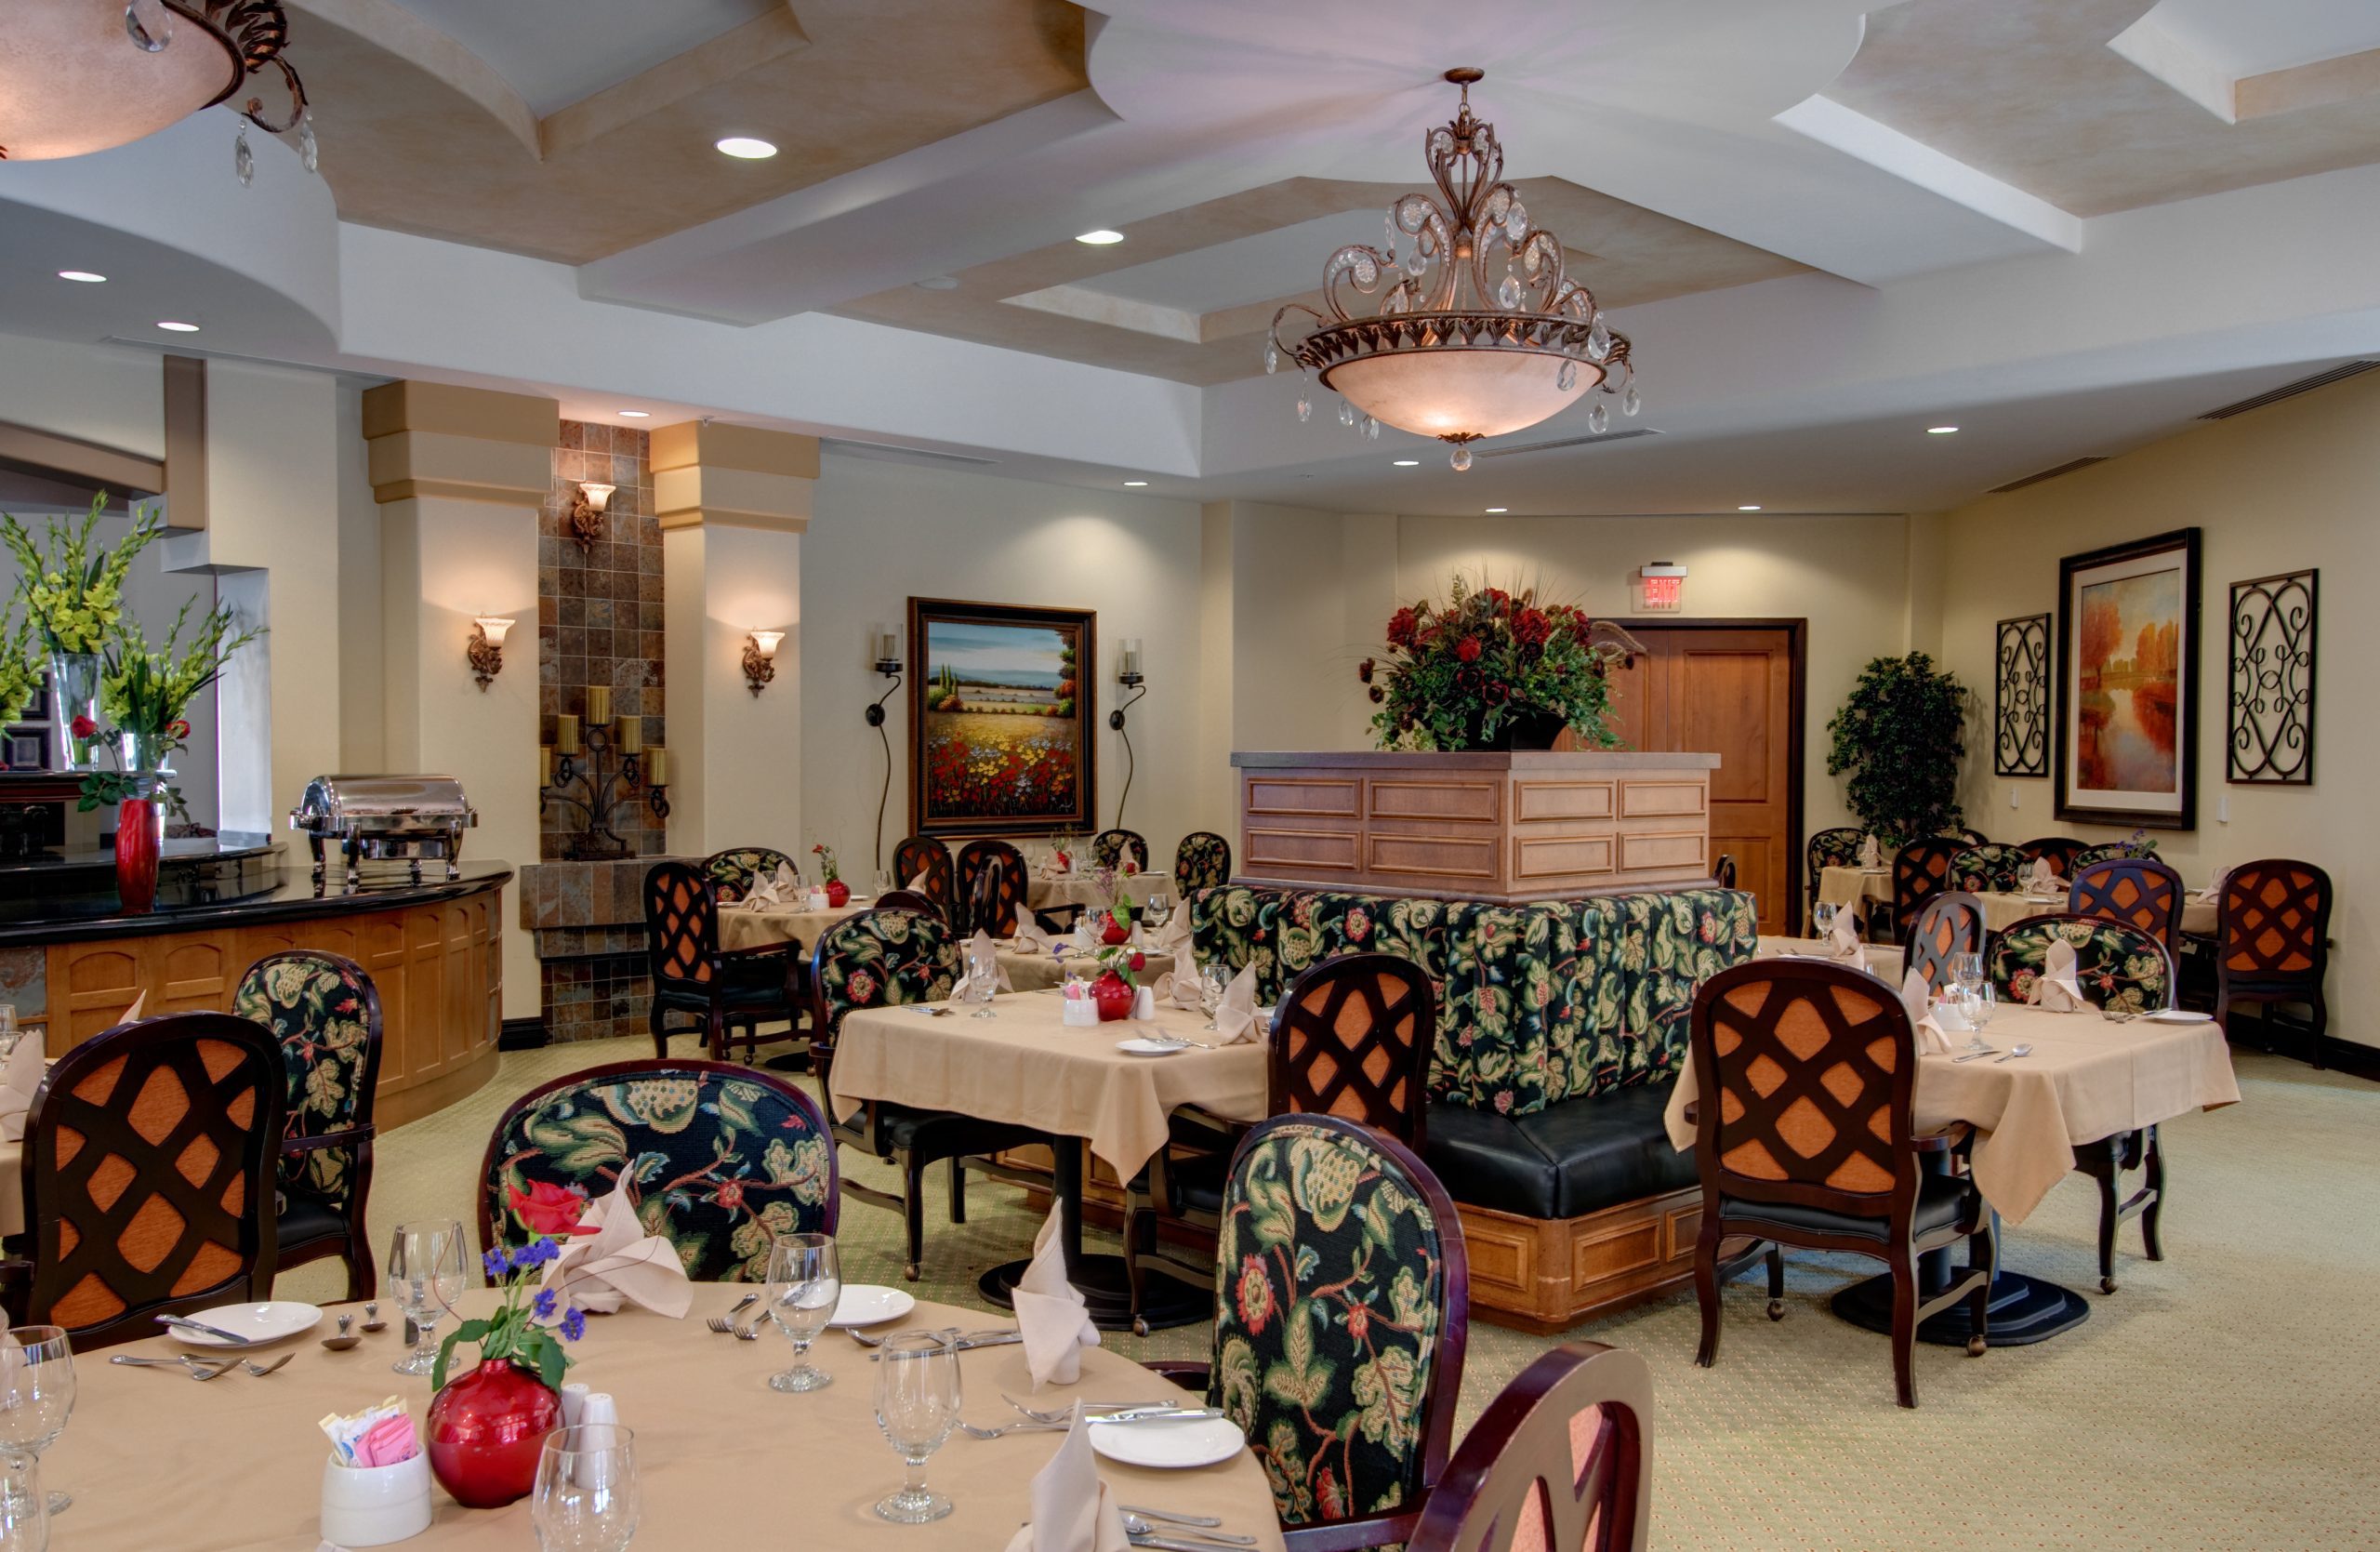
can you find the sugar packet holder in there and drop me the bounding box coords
[1060,976,1100,1027]
[319,1396,430,1547]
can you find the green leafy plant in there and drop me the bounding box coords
[1,494,166,656]
[1825,653,1967,846]
[1364,574,1641,750]
[81,598,265,808]
[0,610,40,726]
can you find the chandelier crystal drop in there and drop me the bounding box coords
[1272,69,1635,470]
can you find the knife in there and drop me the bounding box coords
[154,1314,261,1346]
[867,1332,1025,1360]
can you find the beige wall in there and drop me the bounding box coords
[662,522,804,856]
[1937,373,2377,1042]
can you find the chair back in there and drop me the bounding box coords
[1406,1343,1653,1552]
[2017,836,2086,875]
[704,846,793,904]
[2068,856,2186,949]
[1987,913,2174,1013]
[645,859,721,994]
[874,888,944,923]
[1947,843,2028,895]
[1267,952,1435,1149]
[1904,892,1984,996]
[955,840,1025,933]
[1690,961,1919,1215]
[809,908,959,1045]
[1091,829,1148,872]
[1173,830,1232,895]
[232,950,384,1210]
[480,1059,837,1282]
[1713,854,1738,891]
[20,1013,284,1348]
[892,835,955,918]
[967,851,1025,938]
[2216,859,2333,995]
[1208,1114,1467,1542]
[2069,841,2143,871]
[1890,837,1964,939]
[1942,826,1988,846]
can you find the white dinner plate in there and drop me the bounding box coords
[826,1285,916,1328]
[1089,1414,1245,1470]
[170,1301,323,1347]
[2144,1008,2215,1024]
[1117,1039,1184,1057]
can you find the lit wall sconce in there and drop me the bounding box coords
[743,630,784,696]
[1635,561,1687,614]
[570,482,615,551]
[467,615,513,690]
[1108,639,1148,829]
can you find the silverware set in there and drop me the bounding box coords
[703,1292,764,1339]
[109,1352,294,1380]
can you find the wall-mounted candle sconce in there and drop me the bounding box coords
[467,615,513,690]
[1108,639,1147,829]
[570,482,615,551]
[866,621,904,869]
[743,630,784,696]
[541,683,667,858]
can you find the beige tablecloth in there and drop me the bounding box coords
[719,897,875,952]
[1663,1002,2238,1224]
[1818,870,2218,936]
[1026,870,1169,913]
[832,992,1267,1181]
[1001,948,1178,993]
[1816,865,1894,916]
[48,1286,1286,1551]
[0,1138,18,1237]
[1755,935,1907,980]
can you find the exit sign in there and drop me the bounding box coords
[1637,573,1684,612]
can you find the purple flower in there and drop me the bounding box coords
[560,1307,588,1342]
[483,1249,509,1281]
[511,1238,561,1270]
[532,1288,559,1320]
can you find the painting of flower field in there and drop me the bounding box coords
[908,601,1095,836]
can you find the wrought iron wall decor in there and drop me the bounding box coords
[1993,613,2050,777]
[2227,569,2316,785]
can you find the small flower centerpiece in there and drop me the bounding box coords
[811,842,850,907]
[425,1213,591,1509]
[1,496,165,769]
[1089,897,1145,1023]
[1362,575,1643,751]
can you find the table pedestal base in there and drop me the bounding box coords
[1831,1264,2089,1346]
[977,1254,1211,1333]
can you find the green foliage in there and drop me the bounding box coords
[0,609,39,726]
[1365,575,1640,751]
[2,494,165,655]
[1825,652,1966,846]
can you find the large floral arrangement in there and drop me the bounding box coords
[0,611,38,727]
[1361,576,1642,750]
[1,496,165,656]
[82,597,264,808]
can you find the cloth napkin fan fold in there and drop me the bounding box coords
[539,1176,694,1320]
[1012,917,1061,955]
[2028,938,2092,1013]
[1153,906,1195,962]
[1897,969,1953,1055]
[2025,857,2065,895]
[0,1037,45,1144]
[2196,867,2229,903]
[1012,1203,1100,1388]
[1858,834,1883,869]
[1826,905,1864,962]
[742,863,801,910]
[1211,964,1262,1045]
[1001,1404,1131,1552]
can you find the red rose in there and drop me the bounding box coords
[509,1180,599,1237]
[1479,587,1510,616]
[1482,680,1509,704]
[168,718,192,739]
[1385,608,1419,648]
[1129,951,1145,972]
[70,715,96,739]
[1513,608,1551,648]
[1356,657,1374,683]
[1455,636,1482,662]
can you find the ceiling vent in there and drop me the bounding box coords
[1472,427,1662,461]
[2199,361,2380,420]
[1989,456,2108,494]
[821,437,1000,470]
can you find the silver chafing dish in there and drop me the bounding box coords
[289,775,477,890]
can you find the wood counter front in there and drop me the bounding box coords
[1233,749,1721,903]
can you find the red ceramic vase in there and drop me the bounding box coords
[426,1360,562,1508]
[115,797,160,913]
[824,879,851,908]
[1092,971,1135,1023]
[1099,911,1130,947]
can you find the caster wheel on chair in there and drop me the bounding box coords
[1766,1300,1785,1321]
[904,1264,920,1282]
[1966,1335,1987,1357]
[2100,1276,2117,1294]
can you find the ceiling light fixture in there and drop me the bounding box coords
[1928,425,1960,435]
[0,2,316,180]
[1271,70,1638,471]
[156,320,200,333]
[715,137,777,159]
[1738,504,1762,511]
[1484,507,1508,513]
[1075,230,1126,245]
[57,270,107,284]
[915,276,960,291]
[1123,480,1149,487]
[1393,459,1421,467]
[617,410,650,418]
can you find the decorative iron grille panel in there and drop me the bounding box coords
[2227,570,2316,785]
[1994,614,2050,776]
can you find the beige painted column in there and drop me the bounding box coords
[653,421,813,858]
[364,381,555,1019]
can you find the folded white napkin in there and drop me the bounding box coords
[2195,867,2228,903]
[955,930,1014,997]
[0,1037,44,1143]
[1013,1203,1100,1389]
[1153,906,1194,962]
[1212,964,1262,1045]
[2028,937,2091,1013]
[2025,856,2064,895]
[1012,916,1061,955]
[1858,833,1883,869]
[1898,969,1953,1055]
[1001,1402,1131,1552]
[122,990,146,1023]
[1153,963,1206,1010]
[742,863,801,910]
[1826,905,1864,962]
[537,1176,694,1320]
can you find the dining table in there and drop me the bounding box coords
[1025,869,1170,914]
[718,895,875,953]
[1814,866,2218,935]
[50,1286,1287,1550]
[830,988,1267,1330]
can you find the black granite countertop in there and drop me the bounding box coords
[0,834,278,874]
[0,859,514,948]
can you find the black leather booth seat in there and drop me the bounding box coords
[1422,1080,1696,1220]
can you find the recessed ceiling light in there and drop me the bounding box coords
[714,137,777,160]
[57,270,106,284]
[1393,459,1420,468]
[617,410,650,418]
[1738,504,1763,511]
[1927,425,1960,434]
[1484,507,1508,513]
[916,276,960,291]
[156,320,200,332]
[1123,480,1148,487]
[1075,230,1126,245]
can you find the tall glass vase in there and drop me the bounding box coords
[47,651,102,771]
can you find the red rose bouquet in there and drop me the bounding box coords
[1362,575,1642,750]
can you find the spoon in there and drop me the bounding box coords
[321,1314,361,1351]
[1121,1515,1256,1546]
[359,1302,387,1334]
[1993,1043,2034,1064]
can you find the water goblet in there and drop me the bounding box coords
[872,1332,961,1523]
[1199,963,1231,1031]
[0,1327,73,1516]
[532,1425,641,1552]
[388,1219,466,1376]
[765,1233,840,1393]
[1961,982,1997,1054]
[966,949,998,1018]
[871,869,893,899]
[0,1454,46,1550]
[1811,902,1837,941]
[1143,893,1173,931]
[1950,951,1986,1001]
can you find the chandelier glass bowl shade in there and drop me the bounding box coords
[0,0,306,162]
[1271,69,1638,470]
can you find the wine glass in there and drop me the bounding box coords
[0,1006,18,1062]
[1811,902,1837,942]
[0,1453,45,1551]
[1960,981,1997,1055]
[1950,951,1986,1002]
[1143,893,1173,931]
[0,1327,73,1516]
[872,1332,961,1523]
[388,1220,466,1376]
[764,1233,840,1393]
[966,949,998,1019]
[533,1425,641,1552]
[1199,963,1231,1031]
[871,869,893,900]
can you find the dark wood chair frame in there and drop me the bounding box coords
[2016,836,2087,876]
[2069,856,2188,951]
[243,949,385,1303]
[1689,960,1994,1408]
[2,1014,284,1349]
[1905,891,1985,995]
[874,888,944,923]
[955,839,1027,936]
[892,834,956,921]
[1091,828,1150,872]
[644,859,804,1063]
[2213,858,2334,1072]
[1889,837,1965,942]
[1405,1342,1653,1552]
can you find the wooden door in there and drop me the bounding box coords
[1569,624,1802,934]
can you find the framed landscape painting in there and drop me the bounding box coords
[907,598,1096,839]
[2055,527,2201,829]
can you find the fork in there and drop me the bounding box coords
[704,1293,762,1335]
[108,1354,238,1380]
[240,1354,296,1377]
[1002,1393,1191,1424]
[850,1325,1010,1349]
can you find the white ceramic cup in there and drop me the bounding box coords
[320,1450,433,1547]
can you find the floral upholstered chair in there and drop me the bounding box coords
[1805,826,1864,916]
[703,846,794,903]
[1988,913,2173,1014]
[1173,830,1233,895]
[1154,1114,1469,1548]
[1091,828,1149,872]
[234,950,385,1301]
[478,1060,838,1282]
[1947,843,2029,895]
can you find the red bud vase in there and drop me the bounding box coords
[824,878,851,908]
[1099,910,1130,947]
[1092,970,1135,1023]
[114,797,160,914]
[427,1359,562,1508]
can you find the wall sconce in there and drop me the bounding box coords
[1635,561,1687,614]
[467,615,513,690]
[865,622,905,869]
[570,482,615,551]
[1108,639,1148,829]
[743,630,784,696]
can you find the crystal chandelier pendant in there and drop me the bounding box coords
[1621,380,1642,417]
[1588,401,1609,434]
[125,0,173,51]
[298,110,319,173]
[1264,343,1279,375]
[1297,396,1313,423]
[1587,312,1612,363]
[1365,416,1380,440]
[1497,273,1521,310]
[1450,445,1473,471]
[234,124,254,186]
[1557,361,1578,392]
[1339,400,1357,427]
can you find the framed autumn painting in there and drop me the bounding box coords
[906,598,1096,839]
[2055,527,2201,829]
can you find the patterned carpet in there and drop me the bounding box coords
[278,1041,2379,1551]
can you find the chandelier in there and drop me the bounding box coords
[0,1,314,183]
[1269,69,1638,471]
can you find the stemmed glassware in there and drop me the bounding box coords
[1143,893,1173,931]
[1811,901,1837,940]
[872,1332,961,1523]
[966,949,998,1018]
[1961,981,1997,1054]
[0,1006,19,1062]
[1199,963,1231,1031]
[0,1326,73,1517]
[0,1454,45,1551]
[388,1220,467,1376]
[764,1233,840,1393]
[871,869,893,900]
[532,1425,641,1551]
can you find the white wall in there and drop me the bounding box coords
[336,380,384,770]
[662,523,803,856]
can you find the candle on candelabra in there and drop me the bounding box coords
[540,745,554,787]
[556,714,581,754]
[644,746,668,787]
[617,715,641,755]
[586,684,612,727]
